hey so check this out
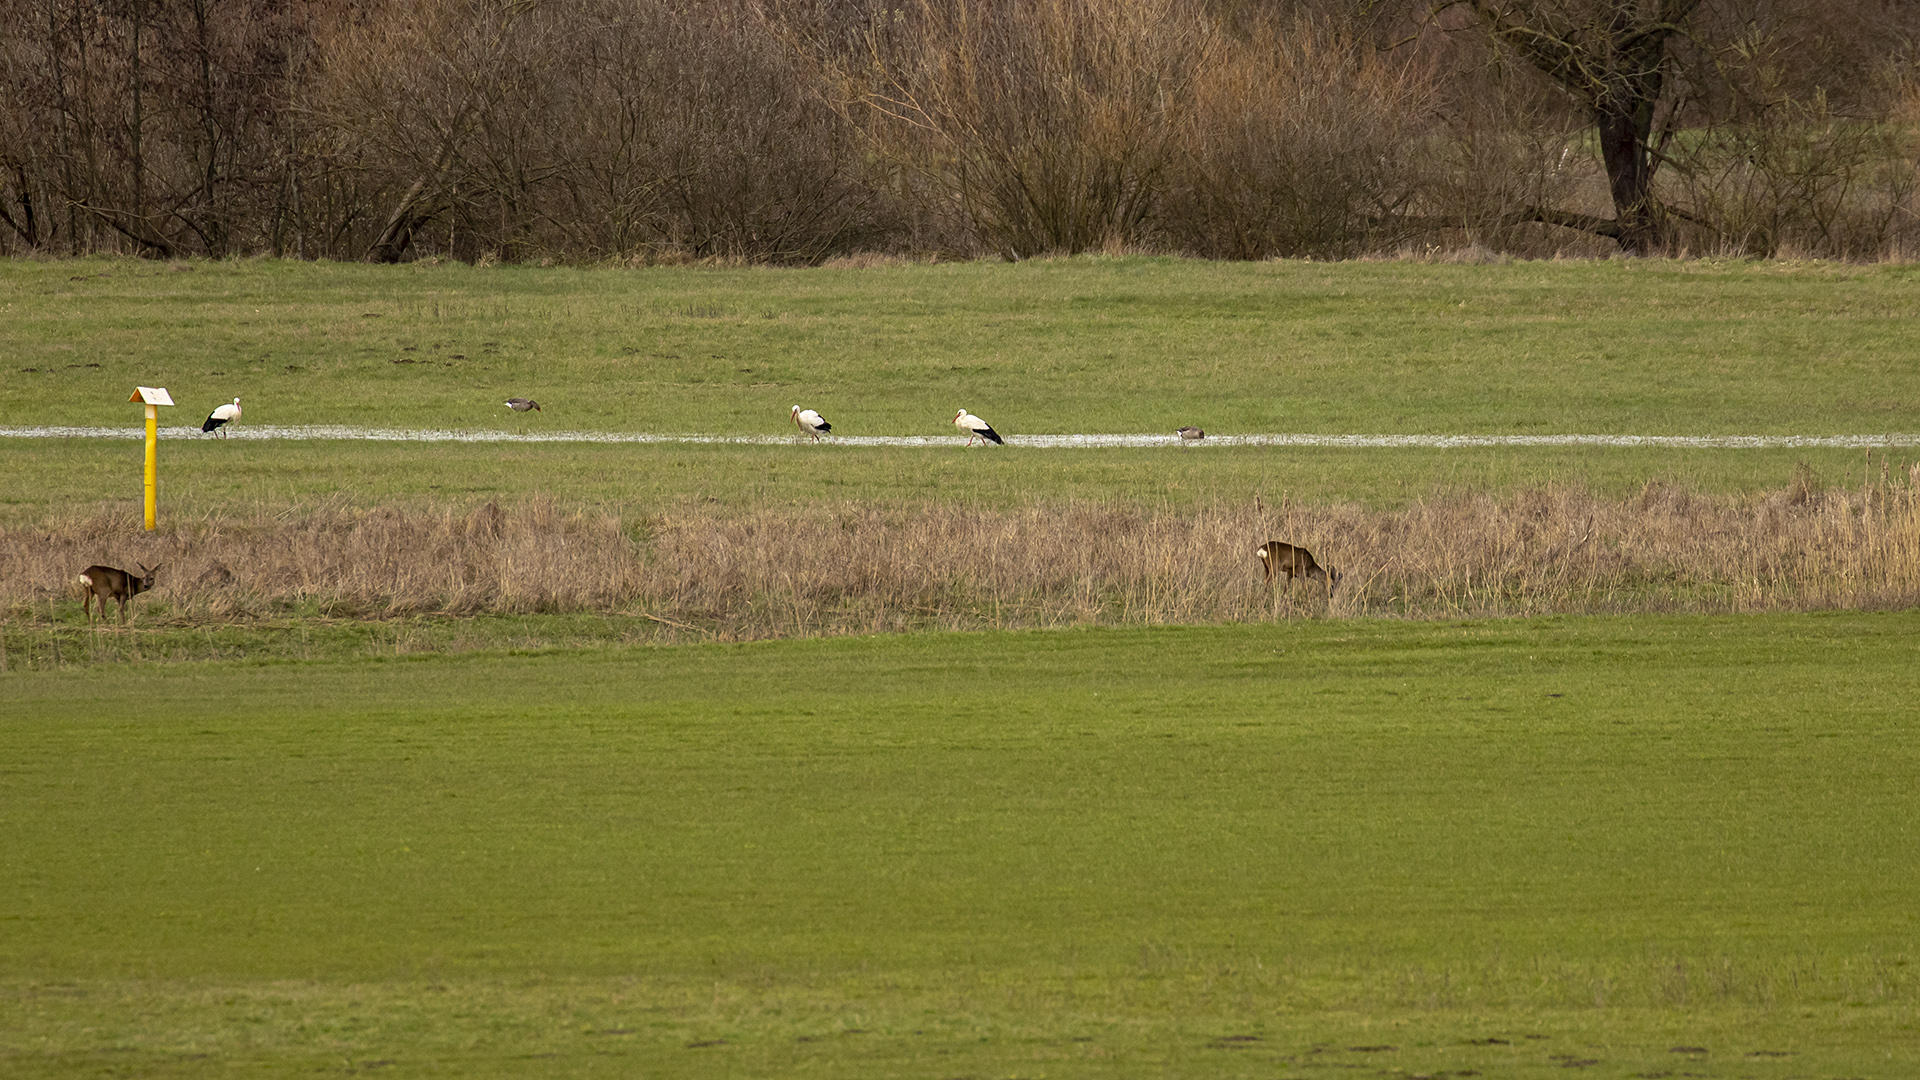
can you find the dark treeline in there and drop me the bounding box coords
[3,0,1918,264]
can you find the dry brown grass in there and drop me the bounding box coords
[7,471,1920,640]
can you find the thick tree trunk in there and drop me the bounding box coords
[1466,0,1703,254]
[1596,103,1658,254]
[368,178,438,263]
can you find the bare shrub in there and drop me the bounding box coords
[1158,16,1440,260]
[1417,70,1620,258]
[6,470,1920,638]
[823,0,1209,259]
[553,0,900,263]
[1662,56,1920,259]
[302,0,891,264]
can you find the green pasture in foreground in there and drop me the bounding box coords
[0,436,1895,525]
[4,613,1917,1077]
[4,255,1919,437]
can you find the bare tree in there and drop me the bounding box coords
[299,0,885,264]
[302,0,529,262]
[0,0,319,257]
[823,0,1209,258]
[1443,0,1706,253]
[6,0,1916,261]
[559,0,893,263]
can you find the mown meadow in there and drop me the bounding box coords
[4,254,1919,439]
[6,616,1920,1078]
[3,255,1919,1076]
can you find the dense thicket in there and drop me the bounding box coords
[2,0,1916,263]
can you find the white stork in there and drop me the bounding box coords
[791,405,831,442]
[504,398,541,412]
[201,398,241,437]
[953,408,1003,446]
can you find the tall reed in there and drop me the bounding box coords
[6,469,1919,640]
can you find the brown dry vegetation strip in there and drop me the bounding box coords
[6,474,1920,640]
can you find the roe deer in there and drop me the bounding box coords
[78,563,160,626]
[1257,541,1338,593]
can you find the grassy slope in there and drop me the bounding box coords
[4,255,1919,437]
[5,614,1918,1077]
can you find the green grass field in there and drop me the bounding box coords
[0,438,1891,524]
[5,255,1919,438]
[5,256,1920,1076]
[5,614,1919,1077]
[5,254,1915,523]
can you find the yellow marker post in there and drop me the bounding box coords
[129,386,175,531]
